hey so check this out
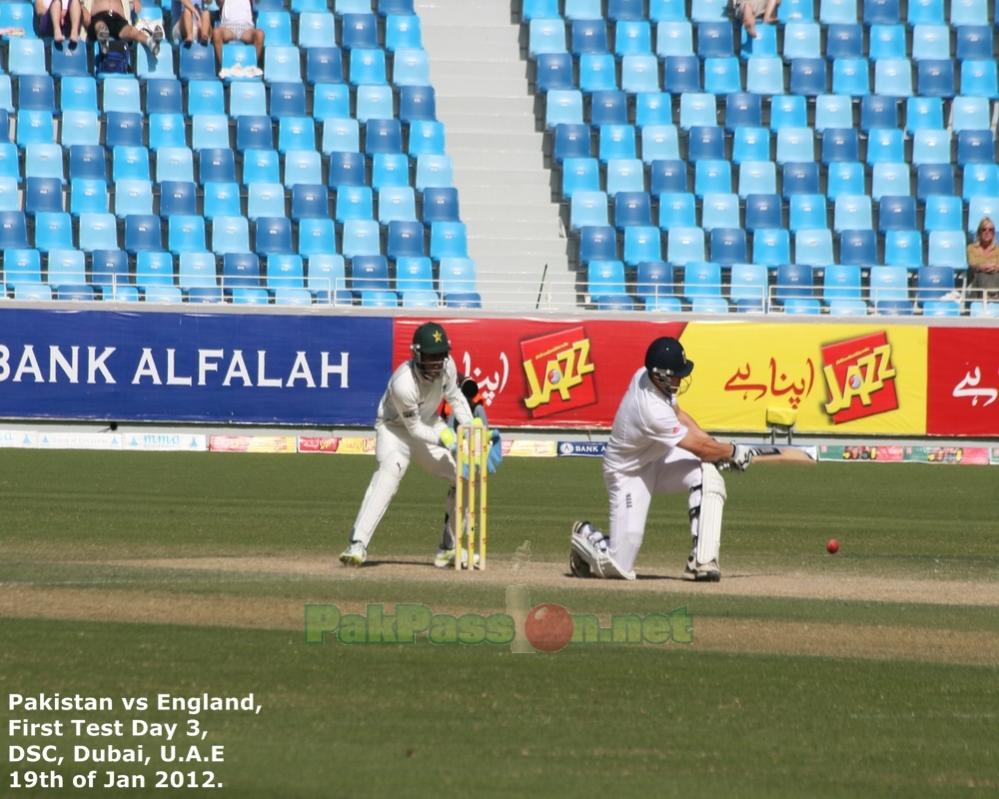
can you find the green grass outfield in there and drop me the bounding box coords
[1,449,997,798]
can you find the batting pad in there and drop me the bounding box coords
[694,463,726,565]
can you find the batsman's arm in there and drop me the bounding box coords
[674,407,738,464]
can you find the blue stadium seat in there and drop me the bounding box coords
[311,84,350,122]
[33,212,72,252]
[623,225,661,265]
[775,263,815,302]
[368,152,408,190]
[237,116,274,151]
[565,0,602,21]
[24,177,62,215]
[677,92,716,130]
[47,249,90,291]
[155,147,195,184]
[776,127,815,164]
[124,214,163,254]
[254,217,294,256]
[192,114,231,151]
[229,82,268,119]
[740,24,778,58]
[296,218,335,259]
[878,195,917,230]
[177,251,219,291]
[728,262,767,305]
[884,229,924,267]
[70,179,109,216]
[614,191,653,228]
[339,218,379,258]
[926,231,968,269]
[656,20,692,57]
[650,160,689,194]
[957,129,994,165]
[826,23,864,58]
[869,23,906,59]
[385,14,422,51]
[950,0,987,25]
[616,20,652,56]
[789,58,827,96]
[782,161,820,196]
[414,154,454,191]
[667,226,705,265]
[952,95,992,131]
[635,260,675,305]
[439,257,479,303]
[823,264,862,303]
[746,56,784,95]
[148,113,187,150]
[529,18,567,57]
[923,195,964,232]
[608,0,644,20]
[682,260,722,300]
[665,56,701,94]
[691,0,727,21]
[605,159,645,195]
[9,39,47,77]
[407,120,445,158]
[350,254,390,293]
[866,128,904,165]
[697,21,734,57]
[694,159,731,196]
[60,77,98,114]
[794,229,834,265]
[579,53,617,92]
[588,260,635,308]
[328,151,366,188]
[827,161,866,199]
[188,80,225,118]
[385,219,424,256]
[962,163,999,198]
[16,109,55,147]
[168,215,207,254]
[114,179,153,217]
[642,125,680,164]
[334,185,374,222]
[753,228,791,267]
[91,249,130,290]
[623,55,662,93]
[212,216,251,255]
[744,193,781,230]
[955,25,993,59]
[789,193,827,231]
[814,95,854,133]
[967,197,999,231]
[18,75,55,112]
[395,255,434,294]
[960,59,999,98]
[912,129,952,164]
[710,227,747,264]
[820,0,856,23]
[159,181,198,218]
[179,45,217,82]
[78,212,119,251]
[51,41,89,78]
[833,194,873,232]
[831,57,871,96]
[688,125,725,161]
[3,246,40,286]
[874,58,914,96]
[724,92,762,130]
[393,47,431,86]
[870,265,910,303]
[398,85,436,123]
[104,112,143,148]
[578,225,617,263]
[738,161,777,197]
[915,163,954,200]
[839,229,878,265]
[650,0,686,20]
[277,117,317,155]
[348,48,387,85]
[872,162,912,200]
[135,251,177,289]
[905,96,944,132]
[821,128,859,163]
[257,9,293,45]
[732,127,770,164]
[536,53,575,92]
[657,191,697,228]
[571,18,609,53]
[912,24,951,60]
[321,118,361,154]
[860,95,898,130]
[307,48,344,85]
[290,184,329,220]
[199,149,237,185]
[429,222,468,260]
[916,59,955,96]
[701,192,739,230]
[222,252,261,291]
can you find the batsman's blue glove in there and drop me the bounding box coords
[487,430,503,474]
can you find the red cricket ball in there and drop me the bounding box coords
[524,603,574,653]
[826,538,840,554]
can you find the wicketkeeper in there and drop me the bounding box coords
[339,322,497,569]
[570,337,753,582]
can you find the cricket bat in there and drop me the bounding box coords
[747,446,818,464]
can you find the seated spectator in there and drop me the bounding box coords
[172,0,210,46]
[967,217,999,300]
[212,0,263,74]
[35,0,82,47]
[733,0,779,39]
[84,0,162,56]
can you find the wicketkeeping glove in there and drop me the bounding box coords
[487,430,503,474]
[719,443,753,472]
[438,425,456,452]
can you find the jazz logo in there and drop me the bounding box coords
[820,332,898,424]
[520,326,596,418]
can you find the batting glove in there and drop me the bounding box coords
[720,443,753,472]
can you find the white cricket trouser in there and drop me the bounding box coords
[603,448,704,573]
[350,422,456,547]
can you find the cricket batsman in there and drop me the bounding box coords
[339,321,487,568]
[569,336,753,581]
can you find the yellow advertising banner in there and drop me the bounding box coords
[680,323,928,435]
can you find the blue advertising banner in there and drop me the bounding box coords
[0,310,393,425]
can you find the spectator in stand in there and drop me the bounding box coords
[35,0,83,47]
[212,0,263,75]
[967,217,999,300]
[172,0,210,45]
[83,0,162,56]
[733,0,779,39]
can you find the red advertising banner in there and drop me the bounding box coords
[927,328,999,436]
[393,318,686,427]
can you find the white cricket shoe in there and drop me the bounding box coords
[433,548,455,568]
[682,555,721,582]
[338,541,367,567]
